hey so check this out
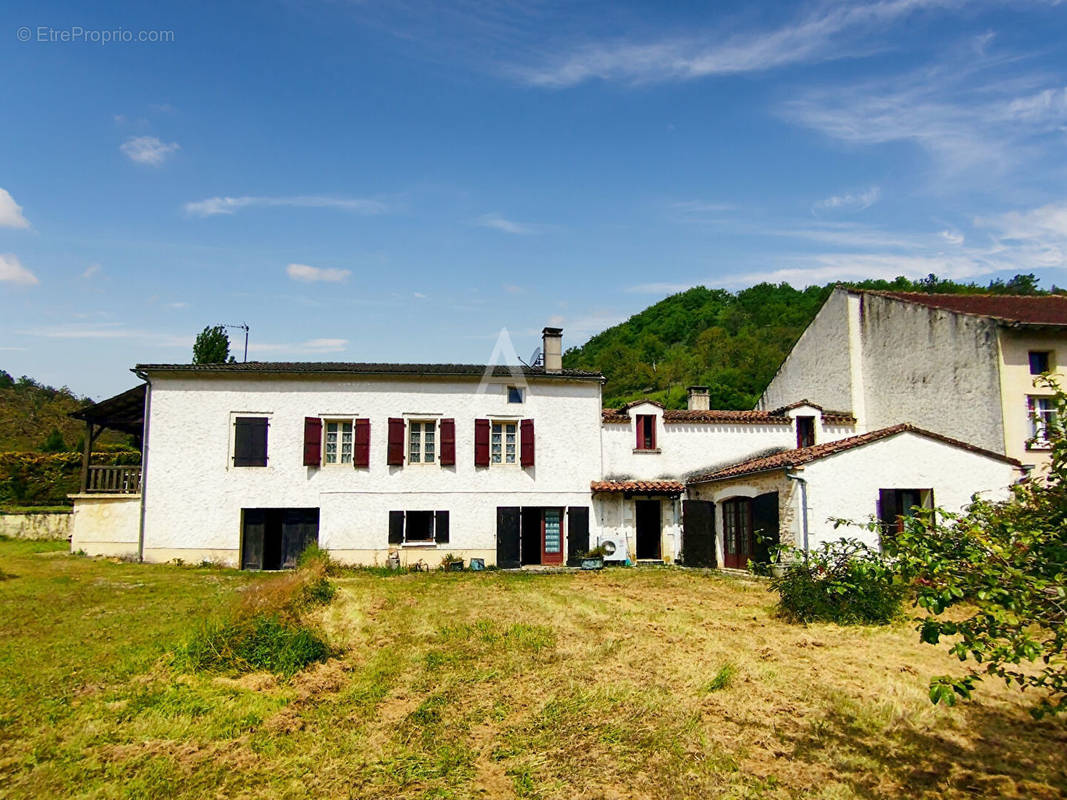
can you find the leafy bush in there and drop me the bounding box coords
[0,451,140,506]
[772,539,904,625]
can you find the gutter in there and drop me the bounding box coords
[132,369,151,563]
[785,471,809,553]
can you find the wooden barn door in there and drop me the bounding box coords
[682,500,716,568]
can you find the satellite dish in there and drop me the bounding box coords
[529,347,542,367]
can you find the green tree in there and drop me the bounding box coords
[889,376,1067,717]
[192,325,233,364]
[40,427,67,452]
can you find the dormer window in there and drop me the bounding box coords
[796,416,815,449]
[636,414,656,451]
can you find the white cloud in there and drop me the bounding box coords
[940,229,965,245]
[166,301,189,309]
[286,263,351,283]
[120,136,181,165]
[0,189,30,229]
[249,337,348,354]
[185,195,389,217]
[0,254,38,286]
[814,186,881,212]
[17,322,190,347]
[475,213,545,235]
[81,263,101,279]
[513,0,954,87]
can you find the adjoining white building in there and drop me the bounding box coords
[758,288,1067,473]
[69,322,1025,570]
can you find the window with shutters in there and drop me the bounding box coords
[635,414,657,451]
[878,489,933,540]
[388,509,450,545]
[233,416,269,467]
[408,420,437,464]
[323,420,353,465]
[491,421,518,465]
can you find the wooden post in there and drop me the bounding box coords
[80,422,98,493]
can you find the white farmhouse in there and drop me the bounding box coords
[69,322,1024,570]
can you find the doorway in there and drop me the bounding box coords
[496,506,566,567]
[635,500,662,560]
[241,508,320,570]
[721,498,753,570]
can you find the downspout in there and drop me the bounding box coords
[133,369,151,563]
[786,471,809,553]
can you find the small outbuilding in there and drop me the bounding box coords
[685,424,1023,569]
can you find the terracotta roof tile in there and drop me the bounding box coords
[601,407,856,425]
[858,291,1067,326]
[687,423,1021,484]
[591,480,686,494]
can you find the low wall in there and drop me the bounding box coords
[69,494,141,558]
[0,511,72,540]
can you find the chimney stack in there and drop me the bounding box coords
[687,386,710,411]
[542,327,563,373]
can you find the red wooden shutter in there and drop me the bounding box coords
[387,417,405,465]
[353,418,370,468]
[440,418,456,465]
[635,416,642,450]
[303,417,322,466]
[474,418,490,467]
[520,418,535,467]
[650,416,656,450]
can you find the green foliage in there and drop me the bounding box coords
[772,539,905,625]
[888,377,1067,717]
[563,274,1056,409]
[39,427,68,453]
[177,559,337,676]
[704,663,736,692]
[178,615,332,677]
[191,325,233,364]
[0,450,140,506]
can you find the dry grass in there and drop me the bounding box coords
[1,540,1065,799]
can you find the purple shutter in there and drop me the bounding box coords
[354,418,370,468]
[440,418,456,466]
[387,418,405,465]
[520,418,535,467]
[474,418,490,467]
[303,417,322,466]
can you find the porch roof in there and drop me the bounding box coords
[591,479,686,495]
[69,384,146,436]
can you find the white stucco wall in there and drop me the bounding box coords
[759,288,854,413]
[798,432,1014,550]
[69,495,140,557]
[141,372,603,566]
[592,493,683,563]
[857,294,1005,454]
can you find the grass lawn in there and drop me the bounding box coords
[1,539,1064,799]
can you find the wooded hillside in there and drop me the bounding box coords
[0,371,128,452]
[562,273,1055,409]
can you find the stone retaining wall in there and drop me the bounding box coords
[0,511,72,540]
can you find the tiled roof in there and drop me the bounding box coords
[859,291,1067,326]
[601,407,856,425]
[135,362,604,381]
[687,423,1021,484]
[591,480,686,494]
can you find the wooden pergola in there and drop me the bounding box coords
[69,384,146,494]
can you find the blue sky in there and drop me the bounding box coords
[3,0,1067,397]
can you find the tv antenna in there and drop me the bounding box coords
[223,323,249,362]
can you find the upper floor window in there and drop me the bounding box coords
[796,416,816,449]
[491,421,517,464]
[1029,350,1052,375]
[324,420,353,465]
[408,421,437,464]
[1028,396,1057,446]
[507,385,524,404]
[635,414,656,451]
[233,416,269,467]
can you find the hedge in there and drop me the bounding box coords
[0,450,140,506]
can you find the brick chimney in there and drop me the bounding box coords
[542,327,563,373]
[687,386,710,411]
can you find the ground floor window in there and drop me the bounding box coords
[878,488,933,539]
[389,510,450,545]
